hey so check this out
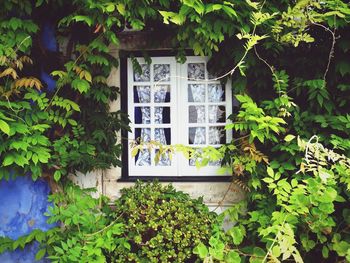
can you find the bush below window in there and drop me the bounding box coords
[109,181,216,263]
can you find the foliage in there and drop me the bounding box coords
[1,0,350,262]
[0,184,127,262]
[0,0,129,182]
[110,181,216,263]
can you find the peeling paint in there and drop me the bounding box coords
[0,176,54,262]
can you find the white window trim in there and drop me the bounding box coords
[127,56,232,177]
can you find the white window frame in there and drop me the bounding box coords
[127,56,232,177]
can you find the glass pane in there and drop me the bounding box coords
[134,64,150,82]
[188,84,205,102]
[189,105,206,123]
[154,85,170,103]
[135,128,151,143]
[208,105,226,123]
[209,127,226,144]
[155,128,171,145]
[189,156,201,166]
[134,107,150,124]
[209,160,221,166]
[135,149,151,166]
[155,150,171,166]
[189,149,202,166]
[134,86,150,103]
[154,64,170,82]
[154,107,170,124]
[189,127,206,145]
[208,84,225,102]
[188,63,205,80]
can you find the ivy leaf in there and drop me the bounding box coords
[0,120,10,135]
[229,226,245,245]
[225,250,241,263]
[193,242,208,259]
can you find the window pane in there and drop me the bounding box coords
[209,160,221,166]
[209,127,226,144]
[188,63,205,80]
[135,149,151,166]
[208,84,225,102]
[189,105,206,123]
[155,128,171,145]
[134,86,150,103]
[135,128,151,143]
[154,84,170,103]
[208,105,226,123]
[189,127,206,145]
[154,64,170,82]
[189,156,201,166]
[134,107,150,124]
[188,84,205,102]
[154,107,170,124]
[134,64,150,82]
[155,150,171,166]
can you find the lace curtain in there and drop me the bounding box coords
[189,85,225,145]
[136,85,170,166]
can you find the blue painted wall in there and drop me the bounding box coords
[0,176,54,262]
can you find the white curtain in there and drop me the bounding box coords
[136,85,170,166]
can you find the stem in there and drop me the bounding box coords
[85,212,124,237]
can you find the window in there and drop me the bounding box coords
[121,52,232,181]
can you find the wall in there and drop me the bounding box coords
[0,175,54,262]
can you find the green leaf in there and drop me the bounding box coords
[106,4,115,12]
[194,242,208,259]
[262,177,274,183]
[32,154,39,165]
[3,155,14,166]
[72,79,90,93]
[14,155,29,167]
[116,3,125,15]
[69,101,80,112]
[0,120,10,135]
[35,248,46,260]
[267,167,274,177]
[321,187,337,203]
[322,246,329,258]
[272,246,281,257]
[222,5,237,18]
[54,170,61,181]
[333,241,350,256]
[72,16,92,27]
[226,250,241,263]
[284,134,296,142]
[229,226,245,245]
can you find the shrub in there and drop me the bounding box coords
[109,181,216,263]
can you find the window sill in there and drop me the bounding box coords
[118,176,232,182]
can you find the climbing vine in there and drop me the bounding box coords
[1,0,350,262]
